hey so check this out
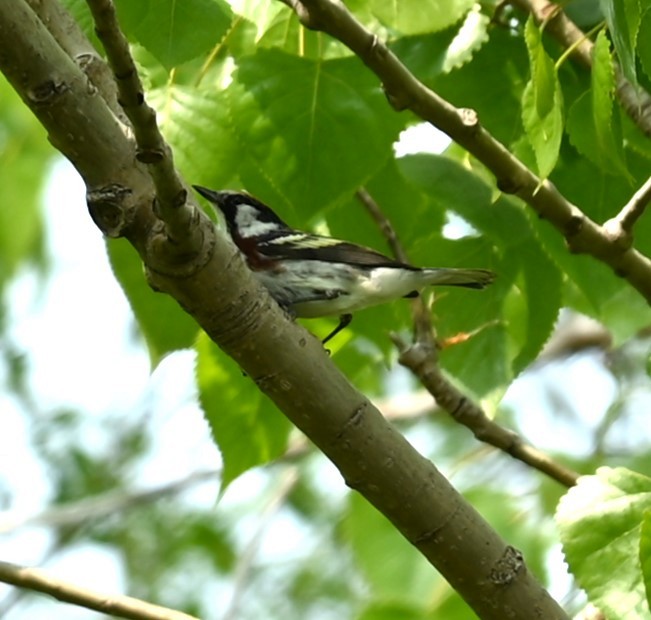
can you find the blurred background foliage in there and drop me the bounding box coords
[1,0,651,618]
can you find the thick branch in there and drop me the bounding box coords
[0,561,199,620]
[25,0,125,120]
[288,0,651,306]
[0,3,568,618]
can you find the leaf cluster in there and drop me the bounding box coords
[3,0,651,617]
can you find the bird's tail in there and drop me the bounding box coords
[423,268,495,289]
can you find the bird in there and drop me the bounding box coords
[193,186,495,344]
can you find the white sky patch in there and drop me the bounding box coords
[394,122,451,157]
[442,211,480,239]
[7,161,150,416]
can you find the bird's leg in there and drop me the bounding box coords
[322,314,353,346]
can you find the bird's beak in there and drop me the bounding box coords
[192,185,221,204]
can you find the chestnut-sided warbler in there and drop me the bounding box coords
[194,186,495,344]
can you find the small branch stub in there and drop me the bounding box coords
[86,184,132,237]
[28,79,69,105]
[490,546,525,585]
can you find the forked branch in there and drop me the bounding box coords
[357,189,580,488]
[283,0,651,306]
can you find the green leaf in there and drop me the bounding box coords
[429,28,530,146]
[391,30,462,86]
[641,510,651,612]
[592,30,630,177]
[525,17,555,118]
[592,30,616,142]
[115,0,233,69]
[149,84,241,188]
[522,17,564,179]
[557,467,651,619]
[639,9,651,82]
[195,332,291,487]
[229,0,348,59]
[398,155,562,387]
[347,0,475,34]
[567,88,629,179]
[357,602,430,620]
[229,49,404,213]
[441,6,490,73]
[106,239,198,365]
[600,0,641,84]
[0,77,49,283]
[342,492,439,605]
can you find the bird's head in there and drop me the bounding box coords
[193,186,291,239]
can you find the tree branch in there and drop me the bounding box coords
[285,0,651,306]
[0,561,199,620]
[24,0,125,120]
[0,470,219,534]
[357,189,580,488]
[222,468,299,620]
[84,0,198,250]
[602,176,651,247]
[0,3,569,618]
[394,335,580,487]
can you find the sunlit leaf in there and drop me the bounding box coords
[347,0,475,34]
[557,467,651,619]
[0,78,49,284]
[115,0,233,69]
[522,17,564,179]
[229,49,403,213]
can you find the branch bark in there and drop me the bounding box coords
[85,0,197,248]
[0,2,569,618]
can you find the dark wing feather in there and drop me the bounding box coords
[257,233,417,270]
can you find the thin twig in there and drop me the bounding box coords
[355,188,410,264]
[603,176,651,246]
[84,0,198,247]
[356,189,579,487]
[393,333,580,487]
[0,561,199,620]
[222,468,299,620]
[0,470,220,534]
[284,0,651,306]
[354,188,439,339]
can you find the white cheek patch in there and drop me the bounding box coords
[235,204,278,237]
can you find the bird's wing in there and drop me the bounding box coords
[257,233,416,269]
